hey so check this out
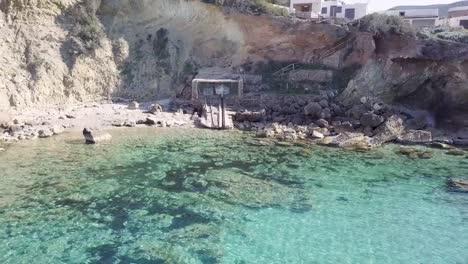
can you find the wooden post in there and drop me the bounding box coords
[221,95,226,129]
[192,80,198,100]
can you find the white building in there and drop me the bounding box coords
[290,0,368,20]
[440,6,468,28]
[384,9,440,28]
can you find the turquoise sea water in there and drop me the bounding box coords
[0,128,467,264]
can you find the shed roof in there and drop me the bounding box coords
[193,68,242,82]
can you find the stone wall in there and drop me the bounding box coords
[288,69,334,82]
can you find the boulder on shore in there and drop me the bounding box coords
[304,102,322,118]
[360,113,385,128]
[446,178,468,193]
[371,115,405,146]
[397,130,432,144]
[128,101,140,110]
[148,104,163,114]
[309,130,325,139]
[38,129,53,138]
[83,128,112,144]
[321,132,371,149]
[235,110,266,123]
[0,112,12,129]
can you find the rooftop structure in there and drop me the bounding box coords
[444,6,468,28]
[191,68,243,101]
[384,8,440,28]
[290,0,368,20]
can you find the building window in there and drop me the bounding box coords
[345,8,355,19]
[336,7,342,13]
[460,20,468,29]
[399,11,405,17]
[321,7,327,14]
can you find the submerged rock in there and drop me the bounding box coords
[397,147,433,159]
[446,149,465,156]
[204,169,313,211]
[82,128,112,144]
[446,178,468,193]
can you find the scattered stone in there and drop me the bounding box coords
[304,102,322,117]
[65,114,76,119]
[360,113,385,128]
[124,120,136,127]
[320,108,332,119]
[453,138,468,146]
[148,103,163,114]
[235,110,266,123]
[446,149,465,156]
[309,130,324,139]
[322,132,371,149]
[112,121,125,127]
[334,121,354,133]
[373,102,386,112]
[362,126,374,137]
[397,130,432,144]
[347,104,367,119]
[446,178,468,193]
[316,119,329,128]
[8,125,24,136]
[280,128,298,141]
[429,142,453,149]
[318,99,329,108]
[51,125,64,135]
[38,129,53,138]
[145,117,157,126]
[0,112,12,129]
[128,101,140,110]
[82,128,112,144]
[371,115,405,146]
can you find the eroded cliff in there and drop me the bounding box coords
[1,0,468,130]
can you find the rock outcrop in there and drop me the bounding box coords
[82,128,112,144]
[1,0,468,136]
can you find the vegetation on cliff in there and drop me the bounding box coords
[202,0,289,16]
[358,13,415,36]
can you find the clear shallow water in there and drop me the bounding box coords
[0,128,467,264]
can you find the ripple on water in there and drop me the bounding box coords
[0,128,467,263]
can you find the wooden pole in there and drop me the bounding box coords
[221,94,225,129]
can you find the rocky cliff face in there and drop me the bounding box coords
[1,0,468,130]
[0,0,119,109]
[340,34,468,130]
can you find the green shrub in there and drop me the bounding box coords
[69,0,105,52]
[253,0,290,16]
[358,13,415,36]
[419,26,468,44]
[202,0,289,16]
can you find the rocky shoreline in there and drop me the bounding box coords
[0,101,195,143]
[1,97,467,157]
